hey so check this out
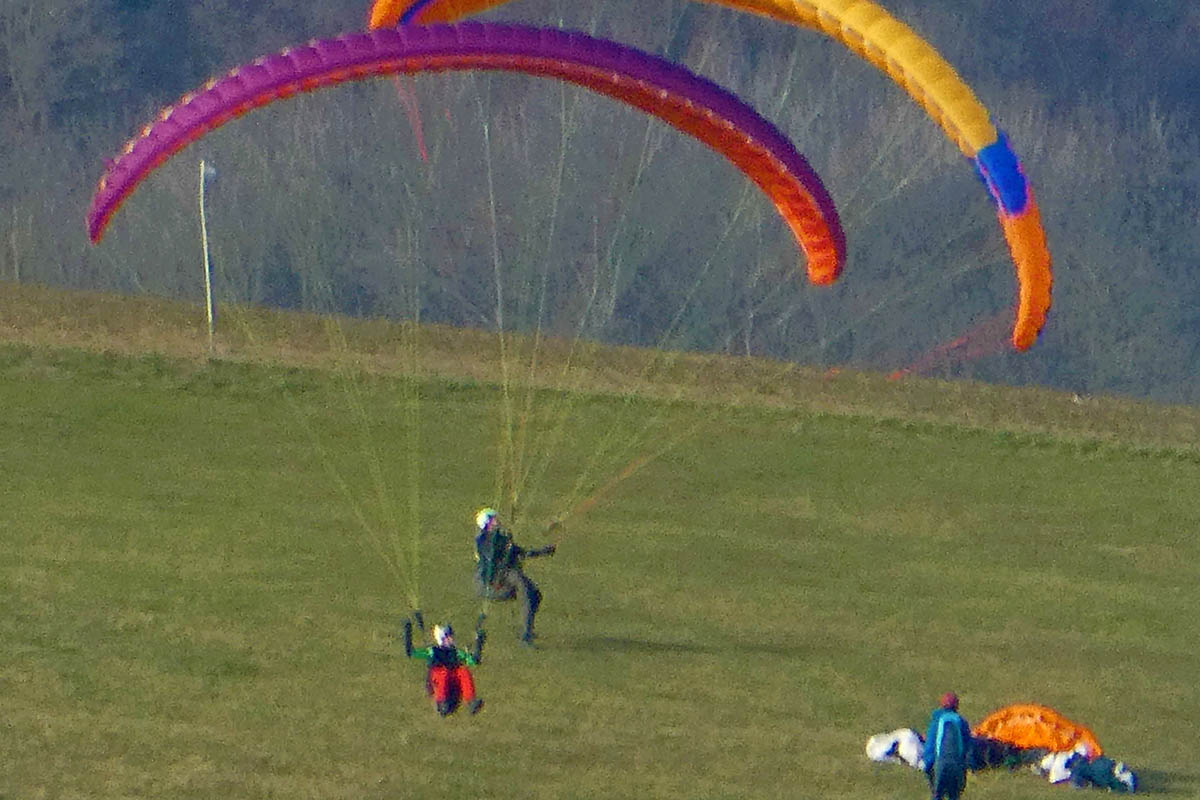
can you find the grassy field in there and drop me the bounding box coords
[2,284,1199,798]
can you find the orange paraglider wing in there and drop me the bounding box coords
[369,0,1052,349]
[973,704,1103,755]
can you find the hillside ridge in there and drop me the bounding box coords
[3,281,1197,456]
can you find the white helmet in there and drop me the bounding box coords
[432,624,453,646]
[475,507,498,530]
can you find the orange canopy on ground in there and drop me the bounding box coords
[973,704,1103,756]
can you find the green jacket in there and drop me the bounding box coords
[475,526,524,585]
[409,645,479,668]
[403,619,484,665]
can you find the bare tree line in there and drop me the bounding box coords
[1,0,1197,403]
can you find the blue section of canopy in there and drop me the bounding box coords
[973,133,1029,215]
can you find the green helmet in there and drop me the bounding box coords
[475,507,498,530]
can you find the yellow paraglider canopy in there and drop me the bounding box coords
[369,0,1052,350]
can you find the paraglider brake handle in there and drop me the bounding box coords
[401,618,414,657]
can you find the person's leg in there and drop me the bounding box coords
[932,761,966,800]
[454,666,483,713]
[454,666,476,702]
[949,765,966,800]
[517,571,542,641]
[428,666,453,715]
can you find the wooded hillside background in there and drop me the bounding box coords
[2,0,1197,402]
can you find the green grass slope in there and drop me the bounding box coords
[2,284,1198,798]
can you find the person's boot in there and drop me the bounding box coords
[468,698,484,715]
[436,700,453,716]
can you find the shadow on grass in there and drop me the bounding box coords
[557,635,806,657]
[1131,767,1196,795]
[558,635,719,655]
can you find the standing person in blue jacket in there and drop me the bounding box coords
[473,507,555,645]
[923,692,973,800]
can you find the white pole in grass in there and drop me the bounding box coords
[199,159,217,355]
